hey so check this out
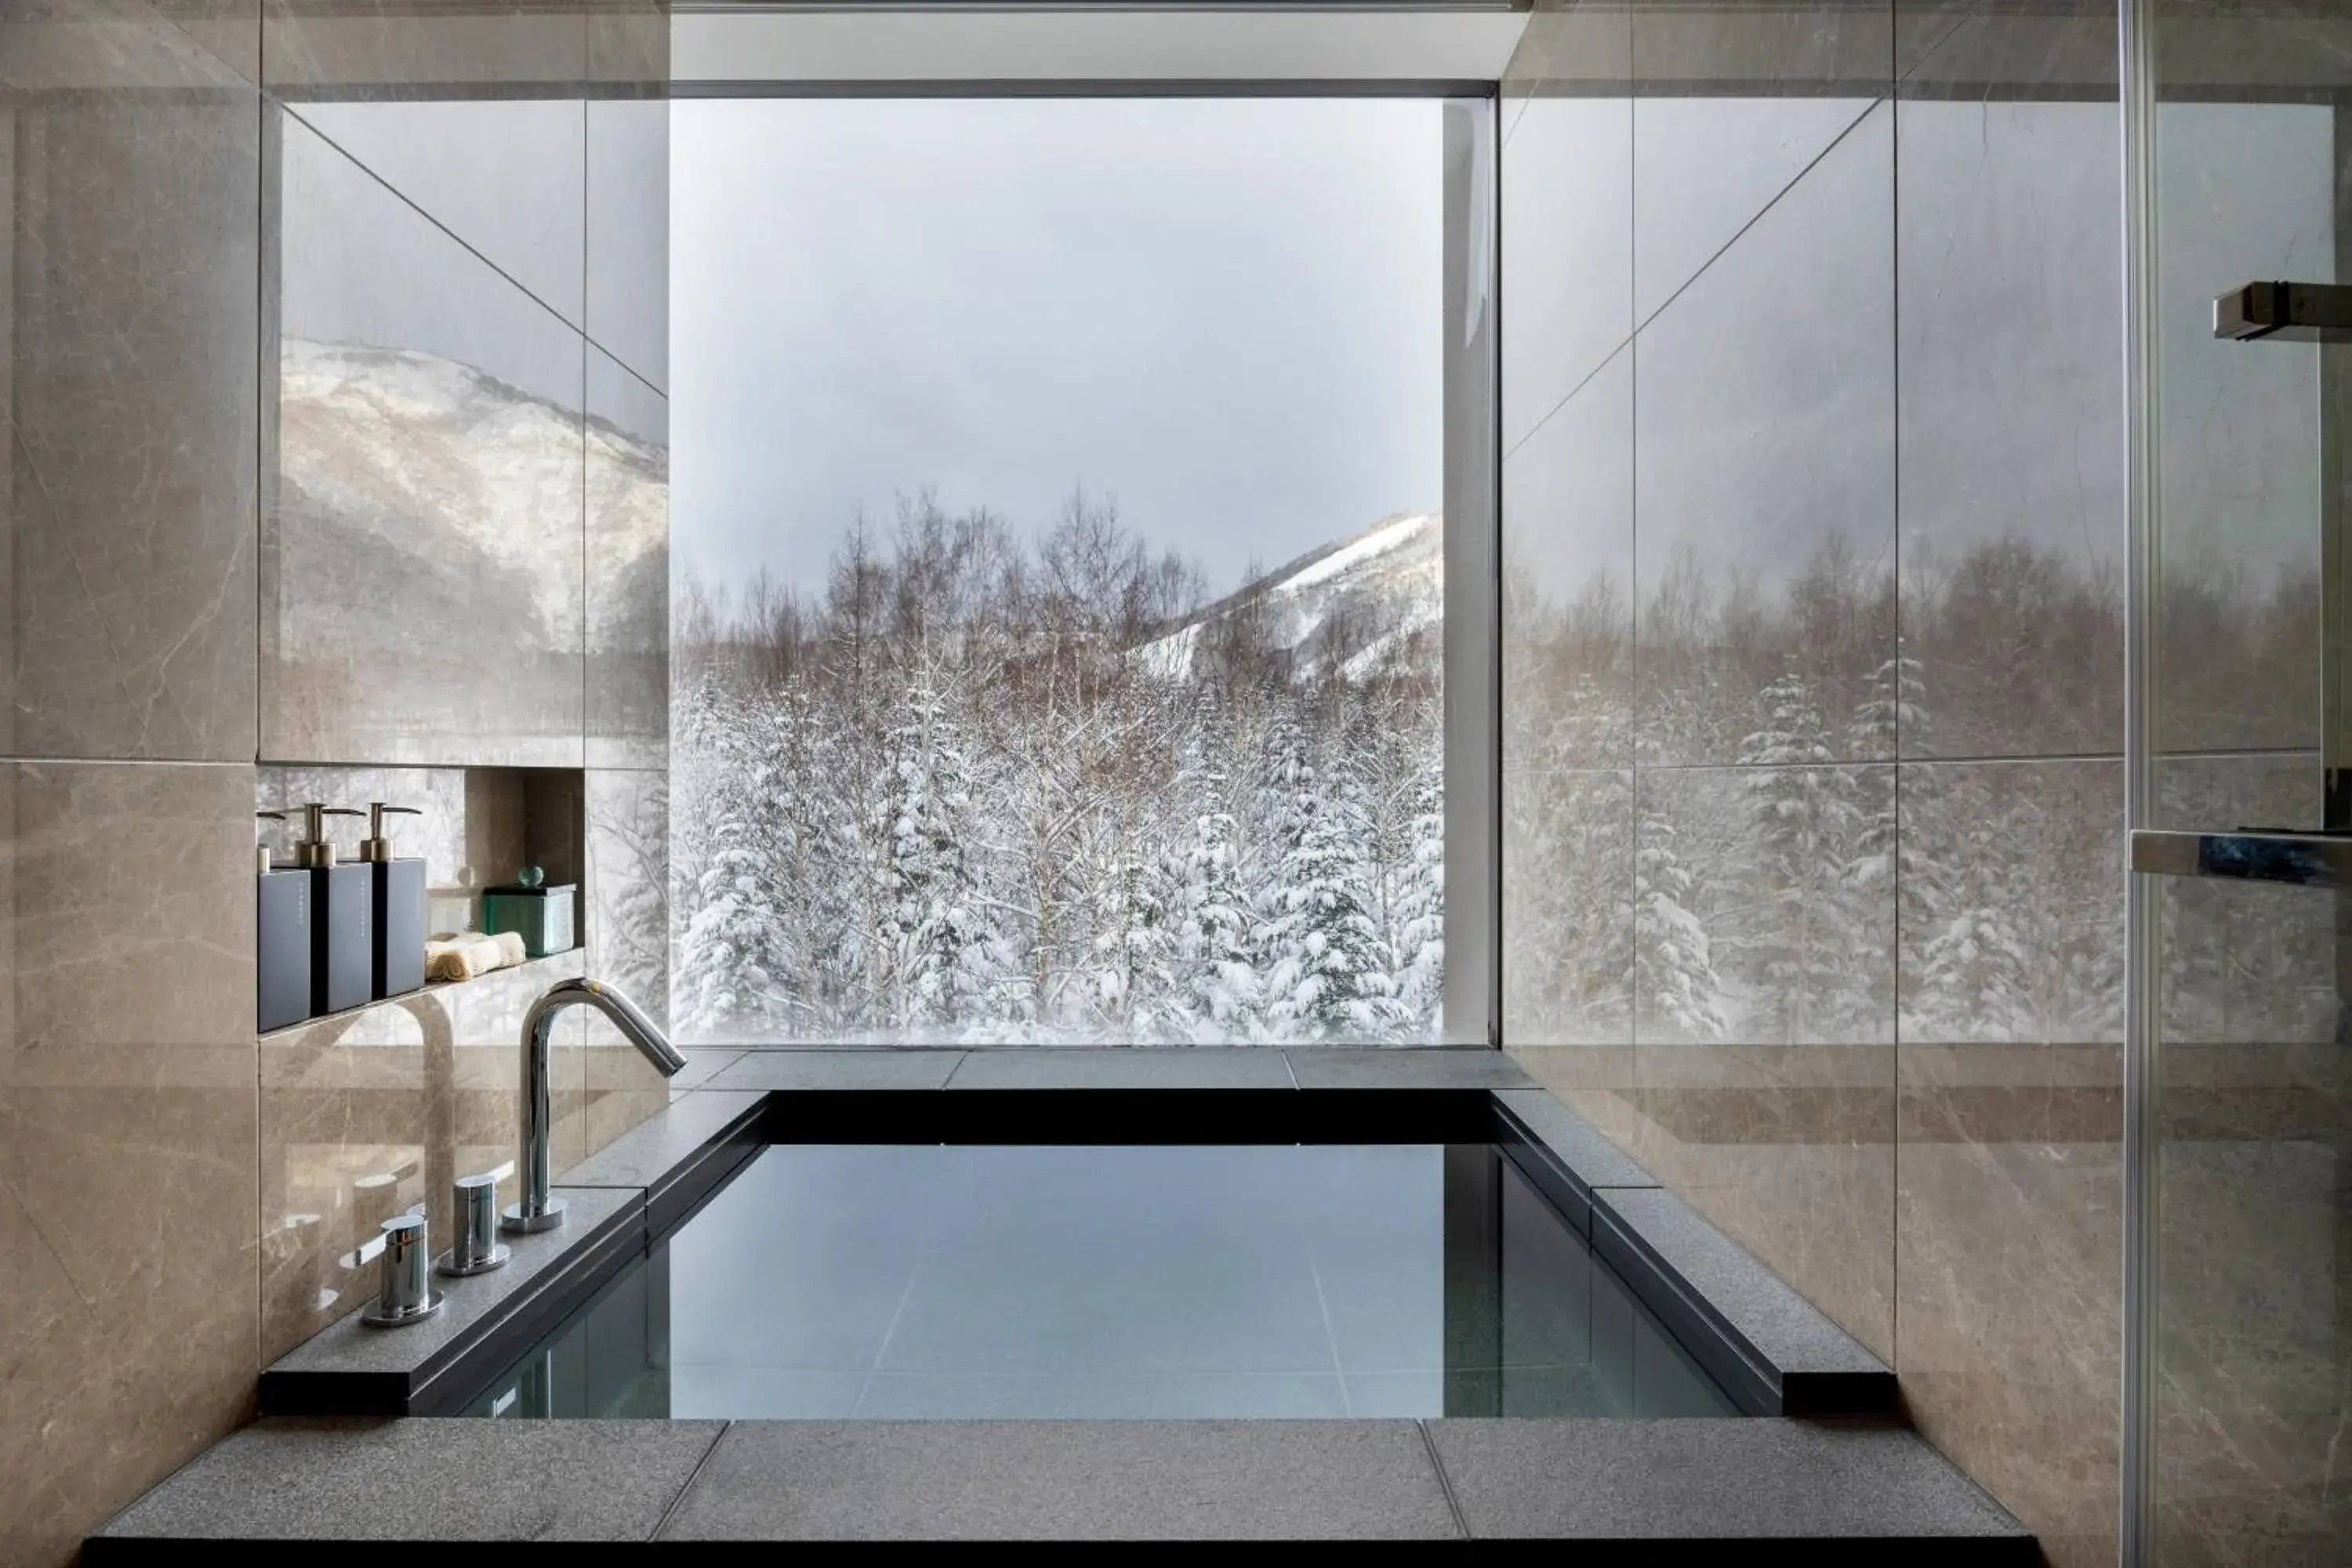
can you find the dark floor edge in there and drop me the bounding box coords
[82,1534,2039,1562]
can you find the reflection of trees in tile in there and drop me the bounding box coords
[1899,760,2124,1047]
[2153,867,2339,1050]
[1503,352,1632,772]
[2153,750,2321,837]
[2154,564,2320,756]
[1638,764,1894,1047]
[1902,539,2122,759]
[1503,769,1632,1045]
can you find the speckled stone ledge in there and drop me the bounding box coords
[660,1420,1461,1541]
[1592,1185,1897,1417]
[1491,1087,1656,1235]
[84,1417,725,1556]
[1428,1418,2033,1555]
[558,1087,768,1232]
[1284,1046,1534,1091]
[1493,1086,1658,1195]
[708,1047,963,1092]
[258,1186,643,1417]
[947,1045,1294,1091]
[88,1416,2031,1558]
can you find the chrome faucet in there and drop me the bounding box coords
[502,977,688,1234]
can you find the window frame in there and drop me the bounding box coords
[671,81,1502,1046]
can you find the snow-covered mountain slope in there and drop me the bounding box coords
[1138,511,1443,682]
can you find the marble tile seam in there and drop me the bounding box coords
[278,101,589,346]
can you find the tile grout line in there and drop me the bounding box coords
[277,102,659,392]
[1505,95,1886,467]
[1887,2,1904,1385]
[649,1420,731,1541]
[1417,1421,1472,1540]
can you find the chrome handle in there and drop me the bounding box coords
[438,1171,513,1277]
[360,1212,442,1327]
[2129,829,2352,889]
[2214,281,2352,343]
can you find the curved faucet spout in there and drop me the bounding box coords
[503,978,687,1235]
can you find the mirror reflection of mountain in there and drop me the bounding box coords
[267,339,667,764]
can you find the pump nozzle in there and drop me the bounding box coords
[292,803,365,869]
[361,804,421,864]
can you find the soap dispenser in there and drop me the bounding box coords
[294,804,371,1016]
[255,811,314,1033]
[361,803,426,1002]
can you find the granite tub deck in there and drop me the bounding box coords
[85,1415,2032,1558]
[89,1049,2032,1557]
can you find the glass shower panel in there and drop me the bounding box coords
[2134,6,2352,1560]
[2146,871,2350,1563]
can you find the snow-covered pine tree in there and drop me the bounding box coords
[674,673,799,1038]
[1263,767,1408,1040]
[869,666,1002,1036]
[1096,856,1180,1041]
[1176,808,1263,1043]
[1390,760,1446,1032]
[769,690,869,1033]
[677,820,786,1037]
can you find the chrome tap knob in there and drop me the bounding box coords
[438,1171,513,1277]
[359,1211,442,1327]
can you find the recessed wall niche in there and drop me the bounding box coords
[255,764,585,963]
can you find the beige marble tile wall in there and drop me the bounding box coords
[1499,2,2125,1563]
[255,0,673,1334]
[583,0,671,1067]
[0,4,266,1565]
[0,764,260,1567]
[1,2,668,1563]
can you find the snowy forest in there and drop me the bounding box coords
[670,491,1446,1044]
[672,483,2316,1051]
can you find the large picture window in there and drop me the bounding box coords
[670,96,1478,1044]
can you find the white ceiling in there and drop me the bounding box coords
[672,7,1530,88]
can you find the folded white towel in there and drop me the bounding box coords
[423,930,529,984]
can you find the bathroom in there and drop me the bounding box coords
[0,0,2342,1561]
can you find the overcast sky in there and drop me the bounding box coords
[671,97,1443,597]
